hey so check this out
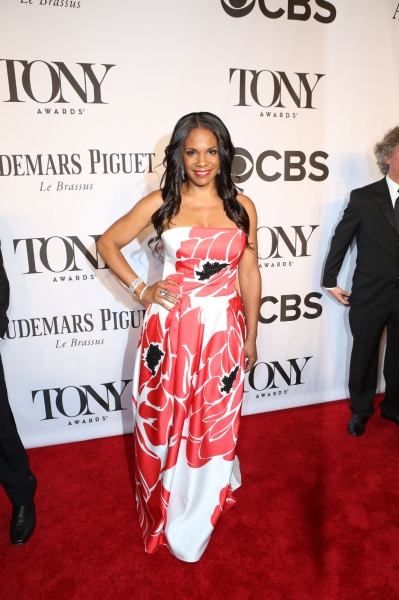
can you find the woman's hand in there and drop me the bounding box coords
[244,338,257,373]
[140,279,181,311]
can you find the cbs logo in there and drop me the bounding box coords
[259,292,322,324]
[232,148,328,183]
[221,0,336,23]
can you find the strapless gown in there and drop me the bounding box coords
[132,227,246,562]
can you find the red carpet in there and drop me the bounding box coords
[2,398,399,600]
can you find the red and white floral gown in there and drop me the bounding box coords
[132,227,246,562]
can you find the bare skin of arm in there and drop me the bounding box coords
[98,190,261,370]
[97,190,181,311]
[237,194,261,373]
[327,286,350,306]
[98,126,261,368]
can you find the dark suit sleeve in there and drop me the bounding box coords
[0,247,10,338]
[322,191,361,288]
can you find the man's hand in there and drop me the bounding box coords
[327,286,350,306]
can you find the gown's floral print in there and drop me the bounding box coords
[132,227,246,562]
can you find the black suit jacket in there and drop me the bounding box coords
[323,177,399,318]
[0,246,10,338]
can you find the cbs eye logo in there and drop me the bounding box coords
[221,0,336,23]
[221,0,256,17]
[232,148,254,183]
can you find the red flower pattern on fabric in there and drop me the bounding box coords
[186,296,245,468]
[210,485,236,528]
[175,228,246,297]
[133,228,246,556]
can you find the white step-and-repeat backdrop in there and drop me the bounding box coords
[1,0,399,448]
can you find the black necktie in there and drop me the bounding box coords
[395,190,399,232]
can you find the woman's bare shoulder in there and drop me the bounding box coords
[138,189,164,210]
[127,190,164,224]
[237,193,256,213]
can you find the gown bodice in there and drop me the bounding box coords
[161,227,246,298]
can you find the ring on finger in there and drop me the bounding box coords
[160,288,167,297]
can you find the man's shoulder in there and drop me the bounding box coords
[351,177,385,198]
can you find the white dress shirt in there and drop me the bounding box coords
[386,174,399,207]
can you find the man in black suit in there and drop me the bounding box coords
[0,245,37,543]
[323,126,399,436]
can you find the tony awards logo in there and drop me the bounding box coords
[32,380,132,423]
[230,69,325,113]
[0,60,115,109]
[13,235,107,278]
[247,356,313,398]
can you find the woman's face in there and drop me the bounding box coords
[182,127,220,186]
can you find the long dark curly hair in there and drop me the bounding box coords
[149,112,250,255]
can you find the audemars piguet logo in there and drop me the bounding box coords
[221,0,336,23]
[0,60,115,106]
[5,308,146,341]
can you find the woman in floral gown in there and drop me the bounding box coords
[98,112,261,562]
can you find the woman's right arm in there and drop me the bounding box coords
[97,191,180,310]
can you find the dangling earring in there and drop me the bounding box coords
[181,165,186,180]
[217,169,221,175]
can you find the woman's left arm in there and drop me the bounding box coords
[237,195,261,373]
